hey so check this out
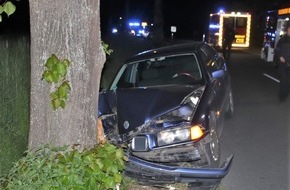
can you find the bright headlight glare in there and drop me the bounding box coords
[175,128,190,141]
[158,131,175,145]
[157,128,191,146]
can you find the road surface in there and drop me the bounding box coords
[219,49,289,190]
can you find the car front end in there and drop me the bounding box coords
[98,85,233,186]
[98,44,233,187]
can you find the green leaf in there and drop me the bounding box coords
[0,15,2,22]
[61,81,71,90]
[43,71,53,83]
[52,98,61,110]
[114,173,122,183]
[56,63,66,77]
[52,71,59,83]
[3,1,16,17]
[108,165,118,174]
[59,100,65,108]
[57,86,67,99]
[45,54,58,69]
[104,143,116,153]
[103,177,116,189]
[116,158,126,170]
[102,41,113,55]
[83,154,93,164]
[63,59,71,68]
[123,155,129,162]
[0,5,3,14]
[115,148,124,159]
[50,92,58,100]
[61,176,70,186]
[95,159,104,170]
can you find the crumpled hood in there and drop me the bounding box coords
[99,85,202,135]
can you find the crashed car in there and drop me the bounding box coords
[98,41,234,188]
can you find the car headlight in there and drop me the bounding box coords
[157,125,204,146]
[155,86,205,123]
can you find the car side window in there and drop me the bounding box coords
[200,45,221,73]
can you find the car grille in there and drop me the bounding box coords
[132,136,148,151]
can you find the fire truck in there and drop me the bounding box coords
[261,7,290,63]
[208,11,251,48]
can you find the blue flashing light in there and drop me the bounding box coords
[219,9,224,14]
[112,28,118,34]
[129,22,140,27]
[209,24,220,29]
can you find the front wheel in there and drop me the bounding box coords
[188,116,220,189]
[205,112,220,168]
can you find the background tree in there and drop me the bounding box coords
[152,0,164,47]
[29,0,105,149]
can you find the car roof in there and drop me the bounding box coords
[125,41,206,63]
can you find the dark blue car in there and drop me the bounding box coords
[98,41,234,189]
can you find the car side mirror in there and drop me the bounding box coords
[214,57,224,70]
[212,69,225,78]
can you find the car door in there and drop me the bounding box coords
[199,44,228,127]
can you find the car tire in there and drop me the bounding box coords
[225,90,234,118]
[205,112,220,168]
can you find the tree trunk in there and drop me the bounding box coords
[153,0,164,47]
[28,0,105,149]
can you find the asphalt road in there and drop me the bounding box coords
[219,49,290,190]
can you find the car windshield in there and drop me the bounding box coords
[110,53,203,89]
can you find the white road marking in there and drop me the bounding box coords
[263,73,280,83]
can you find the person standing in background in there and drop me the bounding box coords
[222,23,235,61]
[275,24,290,102]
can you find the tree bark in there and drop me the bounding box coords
[29,0,105,149]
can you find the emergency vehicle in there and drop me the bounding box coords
[261,7,290,63]
[208,11,251,48]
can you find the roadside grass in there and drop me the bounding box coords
[0,35,30,176]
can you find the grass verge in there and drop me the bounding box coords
[0,35,30,176]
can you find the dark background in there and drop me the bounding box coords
[1,0,290,47]
[100,0,290,46]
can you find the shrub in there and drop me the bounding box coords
[0,142,127,190]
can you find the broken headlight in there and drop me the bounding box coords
[155,86,205,123]
[156,86,205,146]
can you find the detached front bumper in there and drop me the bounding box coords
[124,154,234,186]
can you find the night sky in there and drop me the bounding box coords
[1,0,290,40]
